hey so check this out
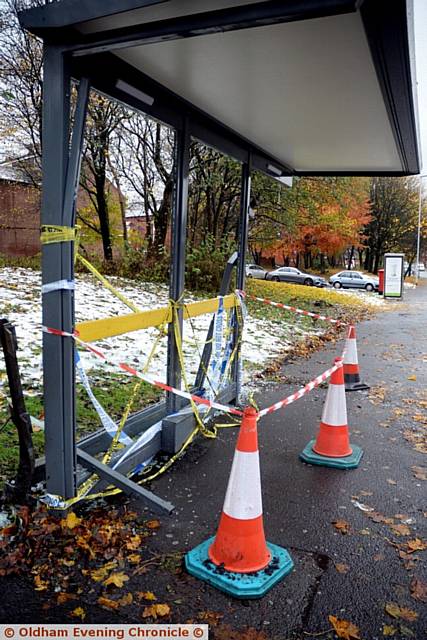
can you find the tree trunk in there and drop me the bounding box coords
[347,245,355,270]
[95,176,113,262]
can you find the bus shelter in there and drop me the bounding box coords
[19,0,420,511]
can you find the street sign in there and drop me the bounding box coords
[383,253,404,299]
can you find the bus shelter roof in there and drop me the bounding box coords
[20,0,421,177]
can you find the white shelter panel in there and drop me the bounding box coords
[117,12,401,172]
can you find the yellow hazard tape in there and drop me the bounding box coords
[76,254,140,314]
[40,225,76,245]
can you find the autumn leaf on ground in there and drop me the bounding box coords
[335,563,350,574]
[328,615,360,639]
[142,603,170,619]
[127,554,141,564]
[332,520,350,534]
[146,520,160,529]
[97,596,119,610]
[407,375,417,381]
[62,512,82,530]
[34,575,49,591]
[103,572,129,588]
[86,561,118,582]
[137,591,157,601]
[57,593,77,605]
[410,578,427,603]
[406,538,427,553]
[385,603,418,621]
[386,479,397,486]
[198,610,224,626]
[71,607,86,621]
[117,593,133,607]
[411,466,427,480]
[382,625,396,636]
[390,523,411,536]
[126,535,142,550]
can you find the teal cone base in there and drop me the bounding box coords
[299,439,363,469]
[185,536,293,599]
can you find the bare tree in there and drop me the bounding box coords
[114,115,175,260]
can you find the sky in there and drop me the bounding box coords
[414,0,427,174]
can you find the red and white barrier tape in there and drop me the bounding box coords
[240,291,347,326]
[43,326,244,417]
[43,323,349,421]
[258,360,343,417]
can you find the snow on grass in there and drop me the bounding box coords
[0,267,354,397]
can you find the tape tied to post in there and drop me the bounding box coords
[40,225,76,245]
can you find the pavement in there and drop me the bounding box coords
[145,282,427,639]
[0,283,426,638]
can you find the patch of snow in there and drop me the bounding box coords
[0,268,341,397]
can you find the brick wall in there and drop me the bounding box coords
[0,180,41,256]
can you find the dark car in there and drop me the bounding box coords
[265,266,326,287]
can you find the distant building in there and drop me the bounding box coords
[0,162,40,256]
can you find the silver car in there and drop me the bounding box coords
[330,270,379,291]
[246,264,268,279]
[265,266,326,287]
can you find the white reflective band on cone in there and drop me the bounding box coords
[343,338,358,365]
[223,450,263,520]
[321,383,348,426]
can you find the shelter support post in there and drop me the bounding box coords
[41,46,90,500]
[235,157,252,400]
[166,117,190,414]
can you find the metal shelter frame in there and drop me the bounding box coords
[19,0,420,512]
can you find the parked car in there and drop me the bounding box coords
[329,270,379,291]
[245,264,268,279]
[265,266,326,287]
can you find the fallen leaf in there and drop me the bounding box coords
[146,520,160,529]
[407,375,417,381]
[198,610,224,626]
[103,572,129,588]
[332,520,350,535]
[397,607,418,622]
[385,603,418,621]
[126,535,142,550]
[406,538,427,553]
[142,603,170,619]
[411,466,427,480]
[328,615,360,639]
[97,596,119,610]
[335,563,350,574]
[127,554,141,564]
[71,607,85,621]
[117,593,133,606]
[383,625,396,636]
[410,577,427,602]
[34,575,49,591]
[359,529,370,536]
[57,593,77,605]
[374,554,384,562]
[87,562,118,582]
[62,512,82,530]
[390,523,411,536]
[386,479,397,486]
[138,591,157,601]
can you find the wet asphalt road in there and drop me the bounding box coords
[146,283,427,639]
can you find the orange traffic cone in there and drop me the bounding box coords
[343,325,369,391]
[300,357,363,469]
[186,406,293,598]
[208,406,270,572]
